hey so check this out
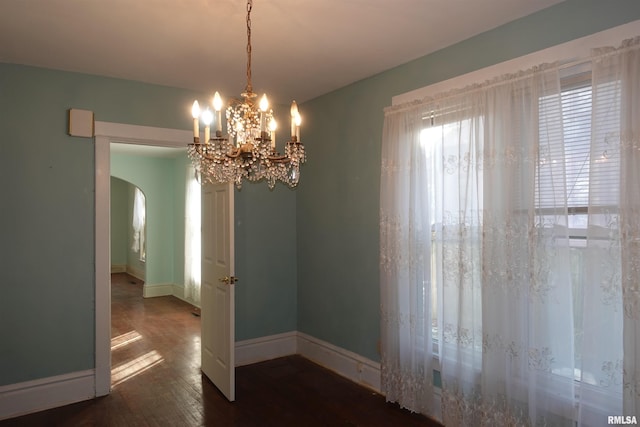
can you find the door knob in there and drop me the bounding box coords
[219,276,239,285]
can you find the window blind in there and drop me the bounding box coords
[535,72,621,216]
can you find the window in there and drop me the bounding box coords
[422,70,620,380]
[383,29,638,424]
[421,118,483,356]
[132,187,146,262]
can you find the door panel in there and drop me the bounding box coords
[201,182,235,402]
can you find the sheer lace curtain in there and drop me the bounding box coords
[380,37,640,426]
[184,165,201,306]
[587,37,640,420]
[380,104,435,415]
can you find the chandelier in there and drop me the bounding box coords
[188,0,305,189]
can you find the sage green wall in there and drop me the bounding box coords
[297,0,640,362]
[111,154,188,285]
[111,152,177,285]
[110,177,129,267]
[0,64,297,386]
[235,182,298,341]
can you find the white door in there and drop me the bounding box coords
[201,181,235,401]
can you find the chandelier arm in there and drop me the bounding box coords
[267,156,291,164]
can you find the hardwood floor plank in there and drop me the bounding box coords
[1,273,441,426]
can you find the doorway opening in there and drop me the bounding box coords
[108,141,201,389]
[95,123,234,399]
[94,123,197,396]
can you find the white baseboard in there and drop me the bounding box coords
[235,331,298,367]
[0,370,95,421]
[171,284,186,302]
[0,333,381,420]
[297,332,381,393]
[142,283,174,298]
[110,264,126,273]
[126,266,145,282]
[140,283,200,309]
[232,331,381,394]
[169,284,201,309]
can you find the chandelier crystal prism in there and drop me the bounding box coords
[188,0,305,189]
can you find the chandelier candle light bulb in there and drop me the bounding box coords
[259,94,269,132]
[186,0,306,189]
[269,119,277,150]
[290,101,298,139]
[213,91,223,133]
[191,100,200,140]
[202,108,213,143]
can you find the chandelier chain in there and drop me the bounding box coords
[246,0,253,93]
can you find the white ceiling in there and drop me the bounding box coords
[0,0,564,105]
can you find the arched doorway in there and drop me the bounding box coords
[110,177,146,282]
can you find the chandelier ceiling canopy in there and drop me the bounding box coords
[188,0,305,189]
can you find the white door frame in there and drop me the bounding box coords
[94,121,192,396]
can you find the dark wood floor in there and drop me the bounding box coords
[1,273,441,426]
